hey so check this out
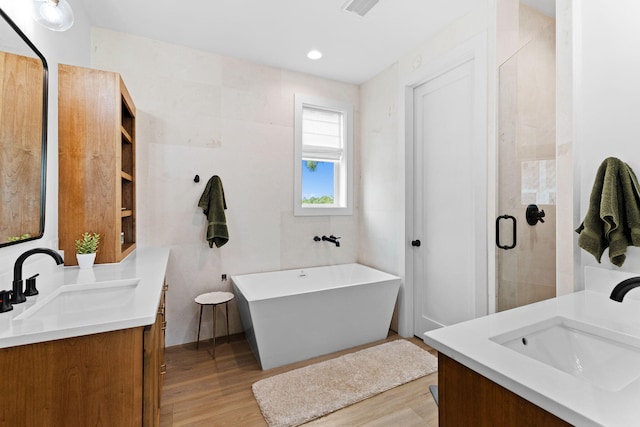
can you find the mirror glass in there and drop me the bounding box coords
[0,8,48,247]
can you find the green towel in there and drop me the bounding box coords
[198,175,229,248]
[576,157,640,266]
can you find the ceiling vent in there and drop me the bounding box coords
[342,0,380,17]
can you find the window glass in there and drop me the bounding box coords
[302,161,335,205]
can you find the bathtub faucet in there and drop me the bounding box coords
[322,235,341,247]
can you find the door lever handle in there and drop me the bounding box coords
[411,240,421,247]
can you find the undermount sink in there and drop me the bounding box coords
[14,278,140,323]
[490,316,640,392]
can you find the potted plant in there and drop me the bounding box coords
[75,232,100,269]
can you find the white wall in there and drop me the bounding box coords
[360,4,494,337]
[361,7,494,277]
[91,29,360,346]
[575,0,640,278]
[359,65,400,275]
[0,1,91,276]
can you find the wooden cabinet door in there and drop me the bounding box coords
[0,329,143,426]
[439,354,572,427]
[143,289,166,427]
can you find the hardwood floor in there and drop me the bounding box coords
[160,333,439,426]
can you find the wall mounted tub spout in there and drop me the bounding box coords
[322,235,341,247]
[12,248,63,304]
[610,276,640,302]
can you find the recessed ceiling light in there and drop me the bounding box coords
[307,50,323,60]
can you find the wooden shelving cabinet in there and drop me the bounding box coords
[58,64,136,265]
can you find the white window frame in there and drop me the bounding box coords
[294,94,353,216]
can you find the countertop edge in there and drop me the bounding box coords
[0,246,170,349]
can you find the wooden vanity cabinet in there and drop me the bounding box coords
[58,64,136,266]
[0,292,166,427]
[143,281,167,426]
[0,328,143,426]
[438,353,572,426]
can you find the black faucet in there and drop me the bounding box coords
[609,277,640,302]
[11,248,64,304]
[322,235,341,247]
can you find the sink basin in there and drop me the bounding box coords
[15,278,140,324]
[490,316,640,392]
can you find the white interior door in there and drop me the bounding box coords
[413,58,487,337]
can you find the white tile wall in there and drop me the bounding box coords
[91,29,360,346]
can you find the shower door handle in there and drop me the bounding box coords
[496,215,517,250]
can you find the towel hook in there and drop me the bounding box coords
[194,175,200,183]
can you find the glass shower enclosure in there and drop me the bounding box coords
[496,1,557,311]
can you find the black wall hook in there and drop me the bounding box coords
[194,175,200,183]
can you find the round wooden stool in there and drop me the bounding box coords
[195,291,234,358]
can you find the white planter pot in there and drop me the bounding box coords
[76,253,96,269]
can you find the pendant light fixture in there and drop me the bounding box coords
[31,0,74,31]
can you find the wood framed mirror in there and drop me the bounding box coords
[0,7,48,247]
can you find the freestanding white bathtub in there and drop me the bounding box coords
[231,263,401,370]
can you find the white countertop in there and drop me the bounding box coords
[424,286,640,427]
[0,247,170,349]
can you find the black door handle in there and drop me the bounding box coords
[411,240,421,247]
[496,215,516,250]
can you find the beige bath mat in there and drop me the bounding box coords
[252,339,438,427]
